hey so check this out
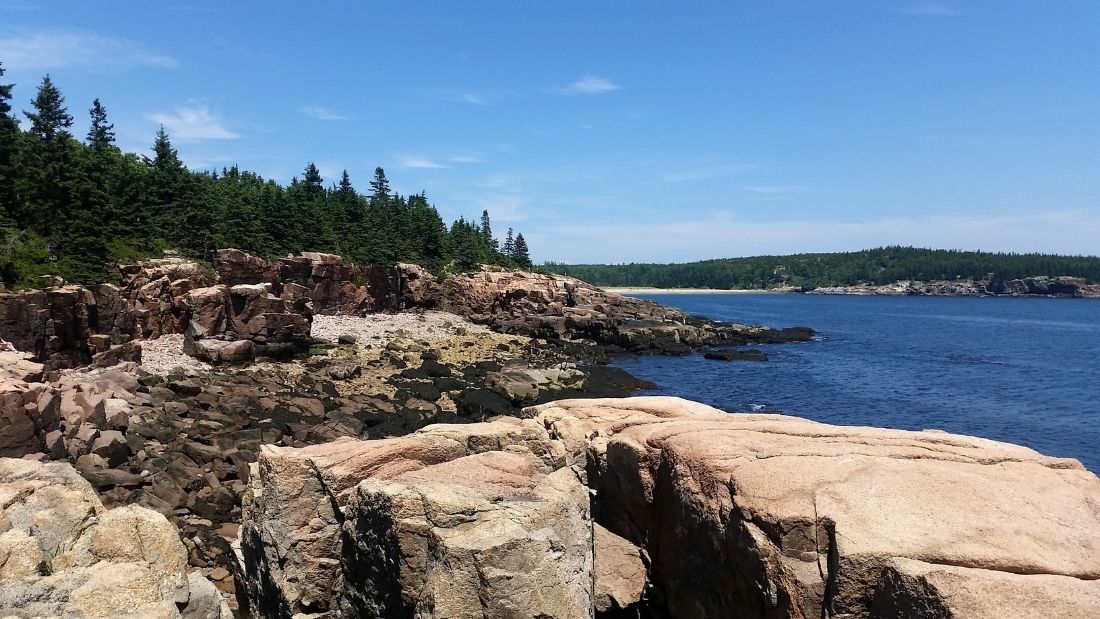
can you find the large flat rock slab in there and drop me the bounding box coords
[531,397,1100,618]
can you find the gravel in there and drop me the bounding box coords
[139,311,497,376]
[311,311,492,344]
[140,334,211,375]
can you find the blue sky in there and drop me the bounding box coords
[1,1,1097,263]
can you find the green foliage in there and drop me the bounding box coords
[0,70,537,287]
[546,247,1100,289]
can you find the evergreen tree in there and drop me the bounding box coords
[85,98,115,149]
[502,227,515,257]
[23,75,72,141]
[147,126,182,173]
[511,233,531,267]
[0,62,19,225]
[0,69,539,287]
[369,166,390,200]
[17,75,78,258]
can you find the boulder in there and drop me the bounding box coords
[239,396,1100,619]
[0,458,230,618]
[240,419,575,618]
[530,397,1100,619]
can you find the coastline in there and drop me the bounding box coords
[604,286,791,295]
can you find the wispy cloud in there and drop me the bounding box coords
[301,105,349,121]
[0,29,177,71]
[449,152,484,164]
[420,88,519,106]
[895,3,959,16]
[148,103,238,142]
[398,155,449,169]
[659,162,756,183]
[562,75,620,95]
[742,185,805,199]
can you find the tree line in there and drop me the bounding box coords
[0,66,533,288]
[546,247,1100,289]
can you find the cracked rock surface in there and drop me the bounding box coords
[241,396,1100,619]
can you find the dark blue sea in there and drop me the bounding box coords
[612,294,1100,472]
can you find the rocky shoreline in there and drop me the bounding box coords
[0,248,815,617]
[613,276,1100,298]
[805,276,1100,298]
[1,250,1098,617]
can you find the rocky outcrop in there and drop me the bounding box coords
[0,457,230,618]
[239,419,597,618]
[214,248,404,314]
[239,396,1100,619]
[429,268,813,353]
[0,286,97,370]
[181,283,313,364]
[1,249,812,368]
[0,255,312,369]
[808,276,1100,298]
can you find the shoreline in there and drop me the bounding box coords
[604,286,791,295]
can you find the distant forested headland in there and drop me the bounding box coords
[546,247,1100,290]
[0,67,533,288]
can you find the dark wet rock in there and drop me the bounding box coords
[455,388,515,418]
[704,348,769,362]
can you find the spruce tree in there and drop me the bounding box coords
[0,62,19,226]
[502,227,515,257]
[86,98,115,149]
[511,233,531,267]
[369,167,390,200]
[143,126,186,243]
[23,75,72,141]
[18,75,78,259]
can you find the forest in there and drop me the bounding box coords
[0,66,532,288]
[546,247,1100,290]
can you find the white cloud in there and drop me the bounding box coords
[0,29,176,71]
[301,105,348,121]
[563,75,620,95]
[896,3,959,16]
[529,211,1100,264]
[398,155,449,169]
[148,103,238,142]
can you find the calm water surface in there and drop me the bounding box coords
[612,294,1100,471]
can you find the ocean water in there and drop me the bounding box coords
[612,294,1100,472]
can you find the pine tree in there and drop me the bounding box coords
[23,75,72,141]
[511,233,531,267]
[147,126,182,173]
[0,62,19,226]
[502,227,515,257]
[86,98,115,149]
[369,166,390,200]
[17,75,78,259]
[143,126,186,243]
